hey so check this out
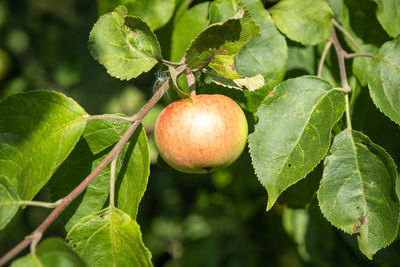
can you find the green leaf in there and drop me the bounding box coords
[367,37,400,125]
[0,176,19,230]
[371,0,400,38]
[67,207,152,267]
[209,0,238,24]
[0,91,86,201]
[11,238,87,267]
[98,0,175,30]
[269,0,334,45]
[185,7,260,77]
[318,129,399,259]
[88,6,162,80]
[286,42,316,75]
[50,119,149,231]
[170,2,209,62]
[248,76,345,210]
[236,0,287,90]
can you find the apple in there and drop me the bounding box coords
[154,94,248,174]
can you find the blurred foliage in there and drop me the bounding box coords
[1,0,400,266]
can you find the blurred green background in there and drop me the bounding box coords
[1,0,400,266]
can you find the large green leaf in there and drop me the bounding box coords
[50,119,149,231]
[67,207,152,267]
[318,129,399,259]
[89,6,162,80]
[0,176,19,230]
[184,7,260,78]
[97,0,175,30]
[367,37,400,125]
[269,0,334,45]
[170,2,209,62]
[10,238,87,267]
[0,90,86,202]
[371,0,400,38]
[248,76,345,210]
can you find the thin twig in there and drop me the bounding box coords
[84,115,135,123]
[0,78,171,267]
[161,59,183,67]
[345,94,352,130]
[331,19,361,52]
[109,156,118,208]
[0,200,62,208]
[330,27,351,93]
[318,39,332,77]
[343,52,374,59]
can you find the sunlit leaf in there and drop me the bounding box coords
[67,207,152,267]
[89,6,162,80]
[10,238,87,267]
[318,129,399,259]
[0,176,19,230]
[0,90,86,209]
[248,76,345,210]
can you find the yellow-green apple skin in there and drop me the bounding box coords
[154,94,248,174]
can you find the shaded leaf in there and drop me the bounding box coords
[371,0,400,38]
[50,119,149,231]
[0,176,19,230]
[248,76,345,210]
[367,37,400,125]
[0,91,86,201]
[318,129,399,259]
[98,0,175,30]
[185,7,260,77]
[67,207,152,267]
[11,238,87,267]
[282,203,334,265]
[269,0,334,45]
[88,6,162,80]
[170,2,209,62]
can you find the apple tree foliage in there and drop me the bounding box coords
[0,0,400,265]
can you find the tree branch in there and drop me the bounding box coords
[330,27,351,93]
[331,19,361,52]
[0,78,171,267]
[343,52,374,59]
[318,39,332,77]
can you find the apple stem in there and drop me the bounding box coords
[186,69,196,97]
